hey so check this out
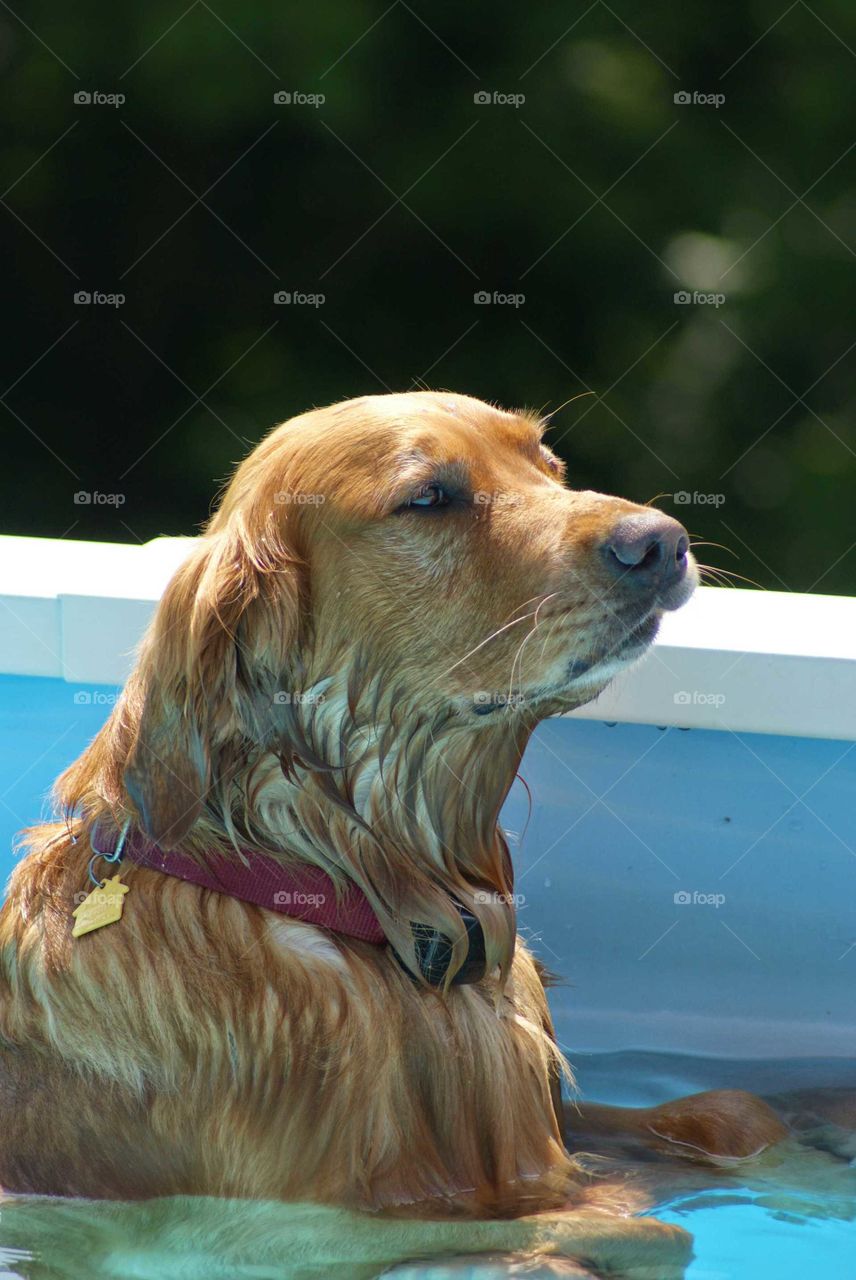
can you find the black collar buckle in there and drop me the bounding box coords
[393,902,487,986]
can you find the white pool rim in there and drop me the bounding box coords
[1,533,855,741]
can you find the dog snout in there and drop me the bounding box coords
[600,512,690,591]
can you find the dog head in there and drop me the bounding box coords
[111,392,695,978]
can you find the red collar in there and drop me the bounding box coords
[96,824,386,945]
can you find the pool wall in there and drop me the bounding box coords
[2,534,855,1061]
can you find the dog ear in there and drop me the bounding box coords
[123,513,302,848]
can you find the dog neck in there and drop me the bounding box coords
[65,680,536,983]
[242,704,530,981]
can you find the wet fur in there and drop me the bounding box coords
[0,391,757,1273]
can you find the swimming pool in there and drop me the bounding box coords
[1,534,854,1277]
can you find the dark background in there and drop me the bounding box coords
[2,2,855,594]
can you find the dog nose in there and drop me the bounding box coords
[601,512,689,588]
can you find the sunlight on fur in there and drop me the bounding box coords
[1,392,704,1275]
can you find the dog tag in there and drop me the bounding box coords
[72,874,130,938]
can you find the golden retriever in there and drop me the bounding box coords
[0,392,789,1276]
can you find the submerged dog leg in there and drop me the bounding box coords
[0,1194,693,1280]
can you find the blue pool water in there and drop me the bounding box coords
[577,1050,856,1280]
[1,673,854,1278]
[661,1201,854,1280]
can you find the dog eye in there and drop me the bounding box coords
[404,484,450,510]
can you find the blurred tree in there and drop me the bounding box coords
[1,0,854,593]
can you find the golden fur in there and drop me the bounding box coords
[0,391,729,1271]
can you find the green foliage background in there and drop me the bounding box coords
[2,1,855,593]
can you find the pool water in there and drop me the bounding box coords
[1,675,854,1277]
[577,1050,856,1279]
[0,1050,852,1279]
[659,1198,855,1280]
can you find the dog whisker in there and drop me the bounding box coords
[507,593,558,703]
[429,609,543,688]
